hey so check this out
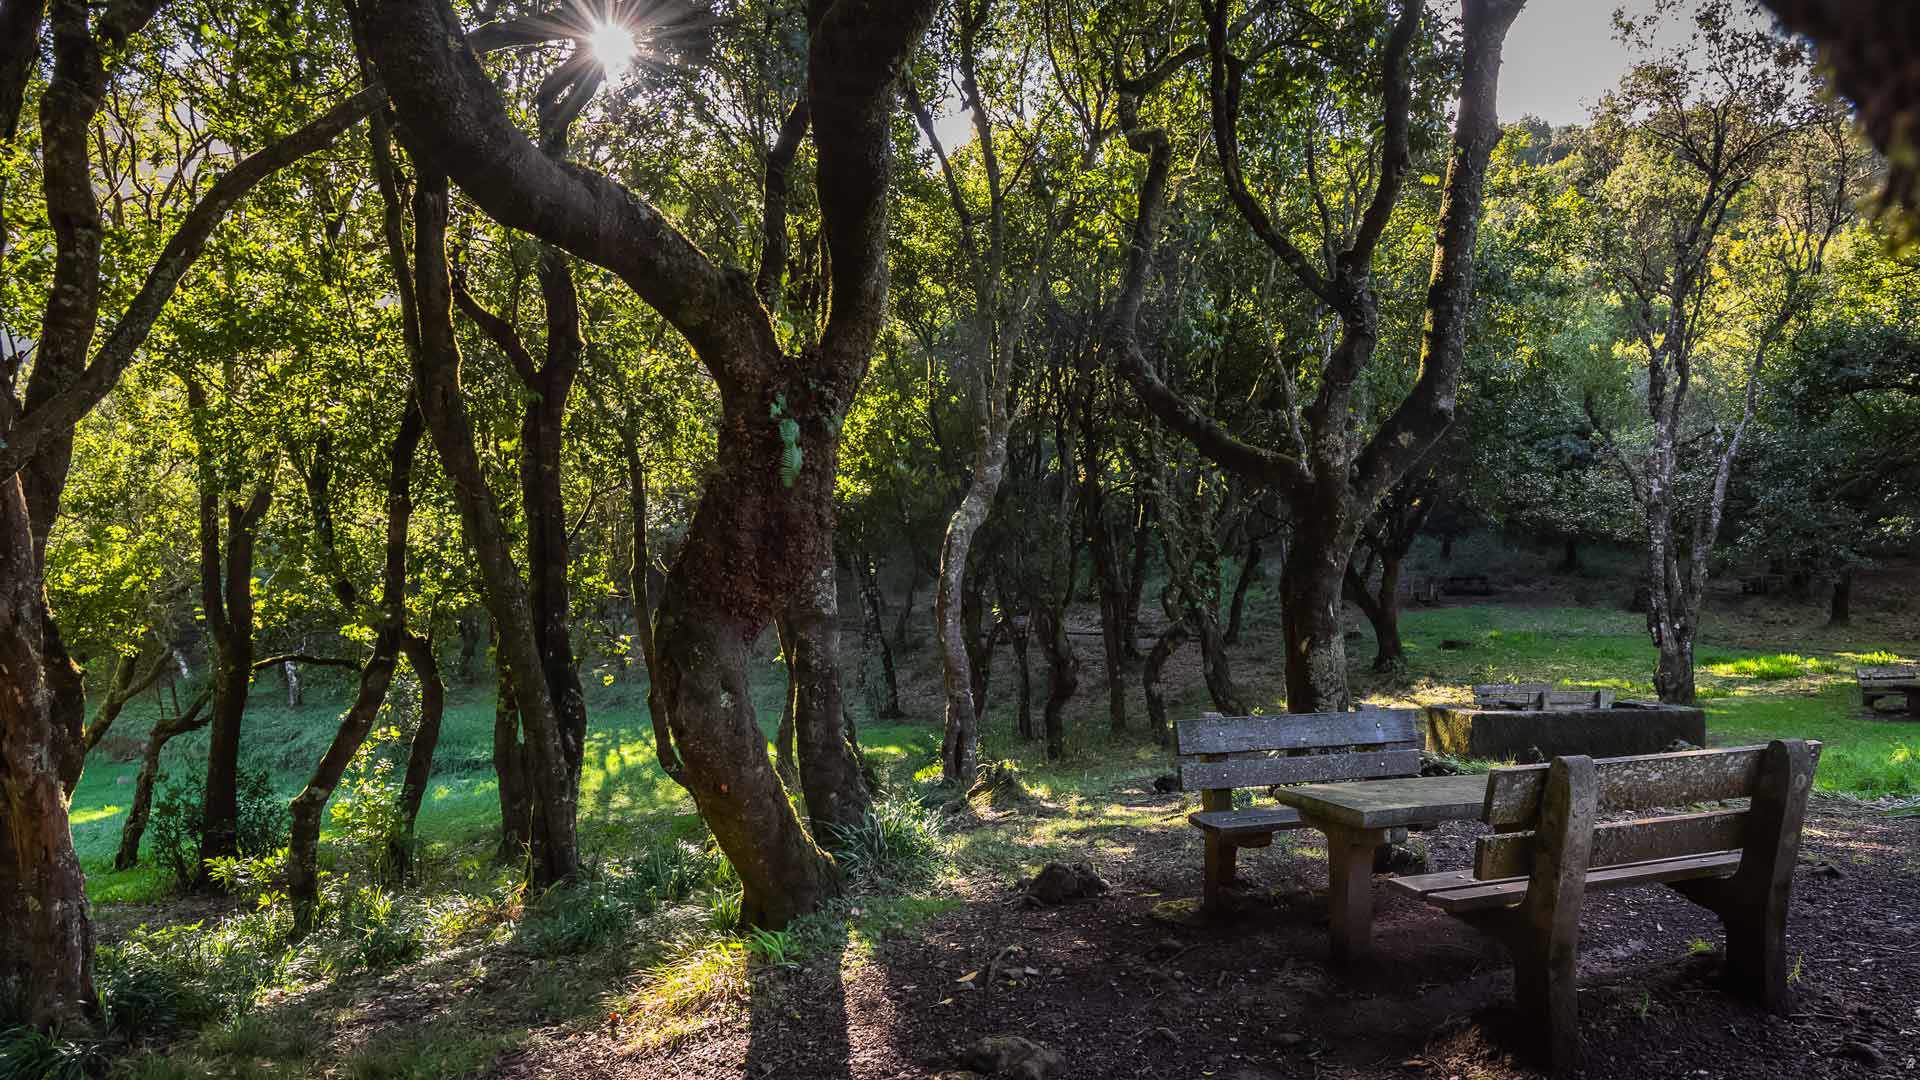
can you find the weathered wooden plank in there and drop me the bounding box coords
[1271,772,1490,830]
[1188,807,1305,835]
[1476,808,1747,879]
[1543,688,1617,710]
[1180,748,1421,790]
[1473,683,1548,709]
[1174,709,1419,756]
[1392,851,1743,913]
[1481,742,1824,827]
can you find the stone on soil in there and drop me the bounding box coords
[1022,861,1108,905]
[961,1035,1063,1080]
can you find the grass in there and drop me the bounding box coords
[1377,605,1920,796]
[50,587,1920,1076]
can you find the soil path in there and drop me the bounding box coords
[493,791,1918,1079]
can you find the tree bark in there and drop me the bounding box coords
[492,654,531,865]
[1225,537,1262,645]
[855,550,903,719]
[784,546,870,836]
[190,373,275,880]
[1142,618,1191,745]
[113,690,210,873]
[390,632,444,877]
[1344,560,1405,672]
[1828,567,1851,626]
[287,398,422,930]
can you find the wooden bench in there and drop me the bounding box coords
[1390,740,1819,1071]
[1859,665,1920,713]
[1471,684,1616,711]
[1740,572,1787,595]
[1175,709,1422,912]
[1412,579,1443,604]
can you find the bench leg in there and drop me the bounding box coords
[1506,923,1580,1073]
[1202,834,1238,914]
[1325,828,1377,961]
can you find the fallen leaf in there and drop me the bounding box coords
[956,970,978,983]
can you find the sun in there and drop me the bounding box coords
[588,20,639,77]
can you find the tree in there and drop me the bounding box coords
[1114,0,1527,710]
[1576,1,1854,702]
[0,0,374,1027]
[356,0,933,927]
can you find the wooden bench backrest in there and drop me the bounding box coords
[1473,683,1549,709]
[1472,741,1820,880]
[1173,709,1421,792]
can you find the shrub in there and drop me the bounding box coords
[828,796,944,884]
[331,724,410,885]
[0,1027,106,1080]
[150,765,290,891]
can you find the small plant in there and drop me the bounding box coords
[1631,989,1653,1021]
[0,1027,106,1080]
[1787,953,1804,985]
[744,927,795,965]
[1686,937,1715,956]
[706,891,744,936]
[828,796,944,884]
[332,724,412,884]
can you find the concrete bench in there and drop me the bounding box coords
[1859,665,1920,713]
[1390,741,1819,1071]
[1174,708,1421,912]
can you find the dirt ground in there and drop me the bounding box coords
[488,780,1918,1080]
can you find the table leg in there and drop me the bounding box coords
[1325,826,1378,961]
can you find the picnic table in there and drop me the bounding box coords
[1859,665,1920,714]
[1269,773,1489,959]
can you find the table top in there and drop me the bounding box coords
[1271,773,1490,831]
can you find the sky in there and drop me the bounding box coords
[1497,0,1643,126]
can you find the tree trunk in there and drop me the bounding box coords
[1084,482,1130,734]
[1142,618,1190,745]
[1828,568,1851,626]
[1121,496,1152,662]
[1343,559,1405,672]
[492,658,531,866]
[192,394,273,881]
[784,546,871,836]
[389,633,444,877]
[1280,519,1355,712]
[409,174,578,888]
[1034,604,1077,762]
[1559,535,1580,572]
[114,692,212,872]
[774,618,800,792]
[0,483,94,1029]
[1225,538,1262,645]
[625,440,685,788]
[1011,611,1034,740]
[937,413,1010,786]
[288,397,422,929]
[288,633,401,931]
[855,551,903,719]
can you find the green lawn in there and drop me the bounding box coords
[67,600,1919,907]
[73,659,941,905]
[1383,604,1920,797]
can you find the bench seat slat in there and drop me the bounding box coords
[1180,747,1421,790]
[1391,851,1742,913]
[1174,709,1419,756]
[1188,807,1305,836]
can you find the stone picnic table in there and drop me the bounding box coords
[1271,772,1490,960]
